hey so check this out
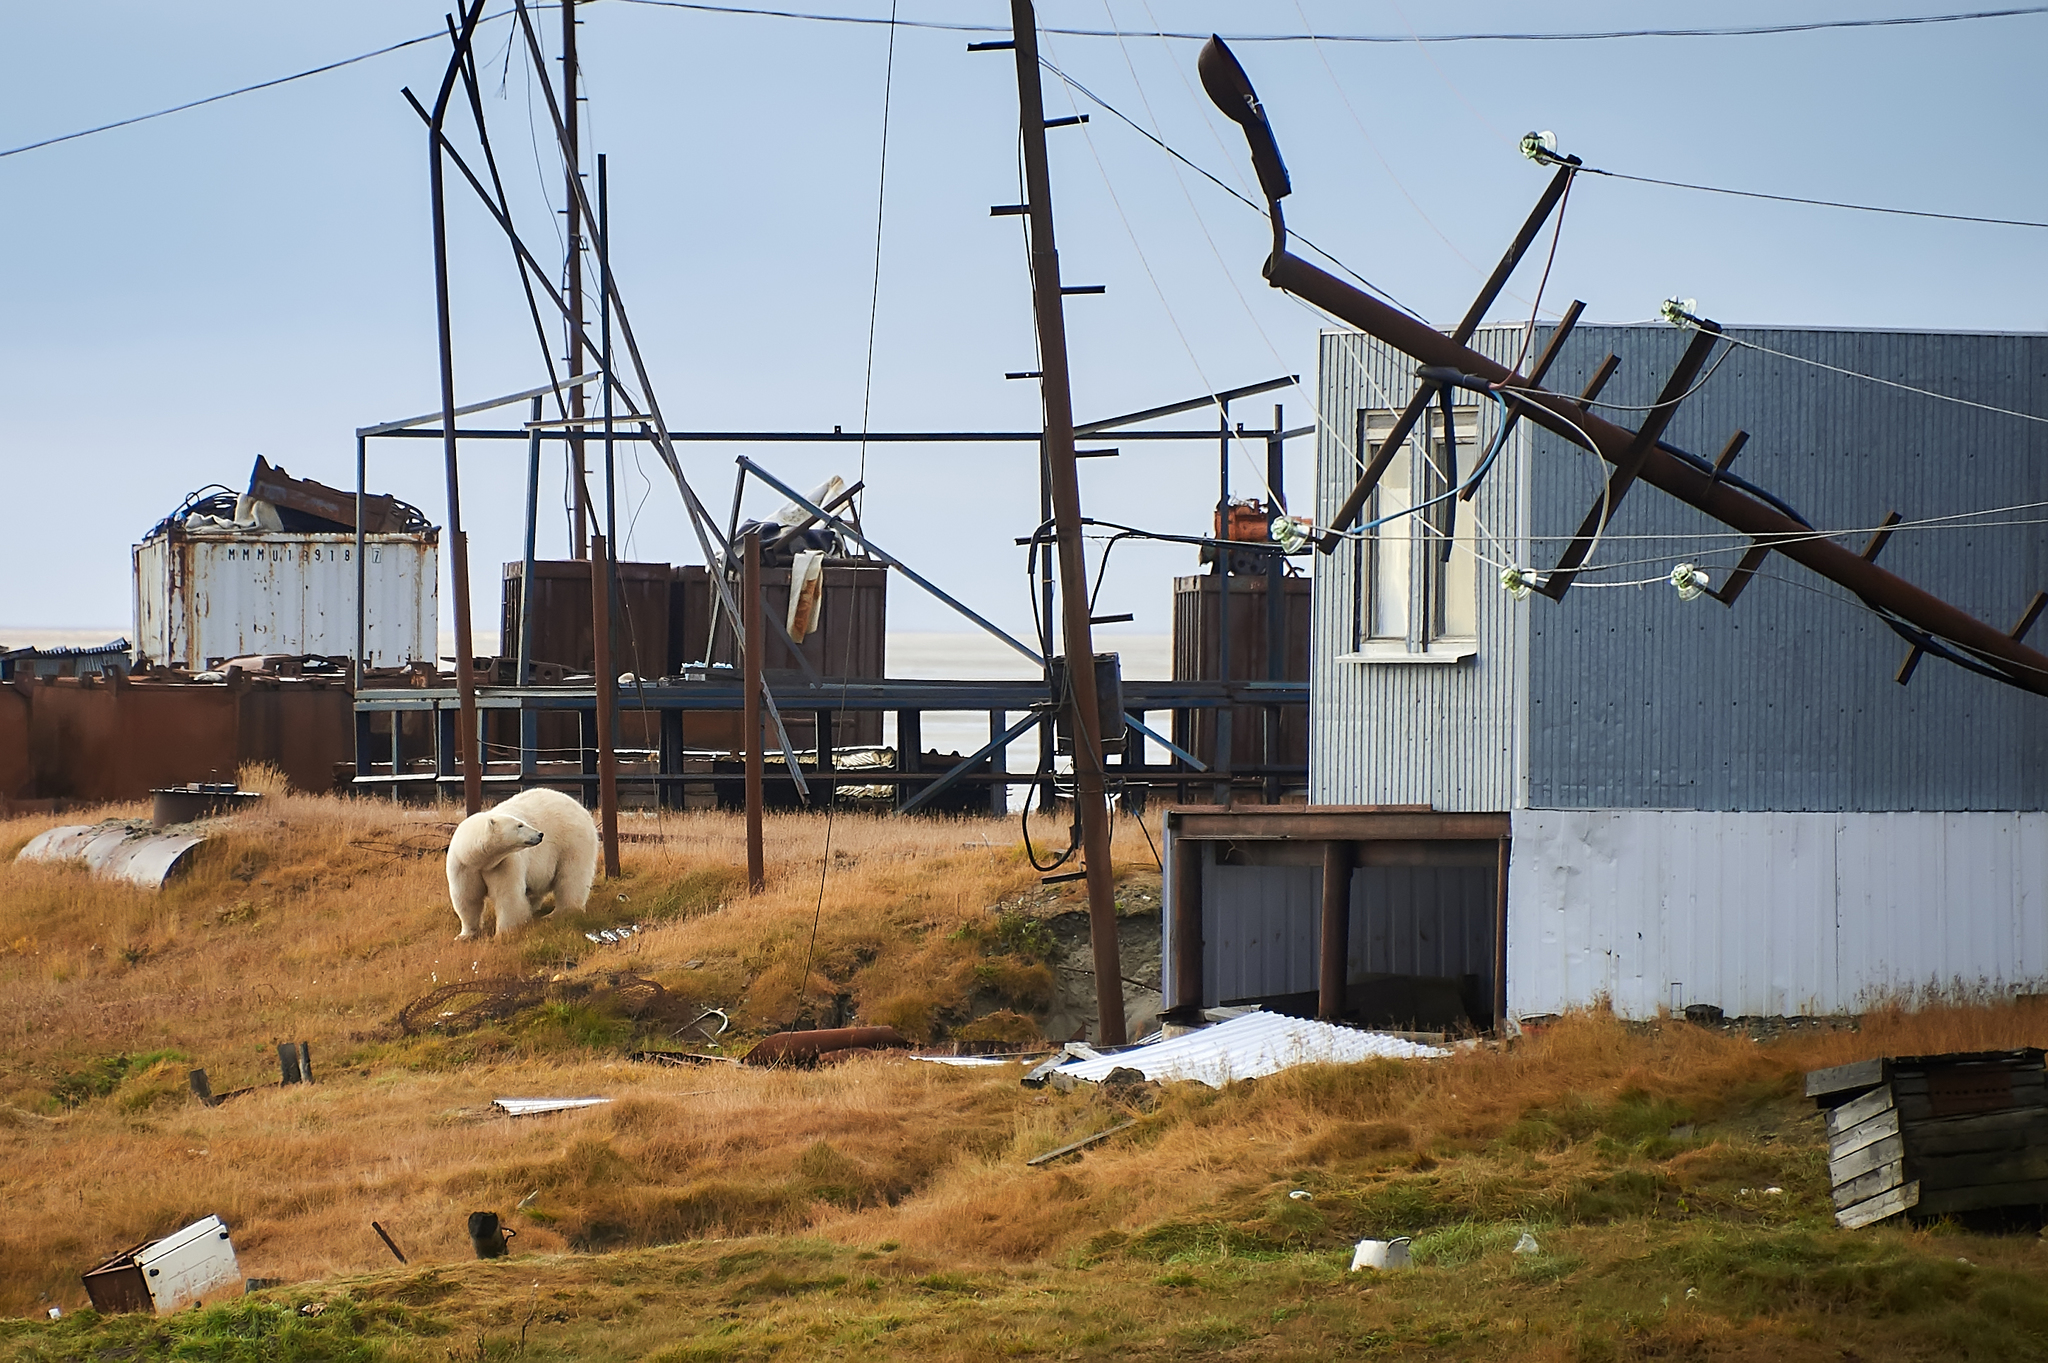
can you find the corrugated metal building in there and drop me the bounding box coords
[1300,322,2048,1019]
[1156,325,2048,1034]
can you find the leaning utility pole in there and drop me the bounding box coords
[1008,0,1126,1046]
[562,0,589,559]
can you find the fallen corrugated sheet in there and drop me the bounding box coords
[911,1055,1031,1068]
[16,822,206,888]
[1051,1011,1446,1088]
[492,1097,612,1117]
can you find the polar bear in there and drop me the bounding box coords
[445,788,599,939]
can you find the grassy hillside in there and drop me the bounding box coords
[2,794,2046,1360]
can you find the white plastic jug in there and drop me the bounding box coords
[1349,1237,1412,1271]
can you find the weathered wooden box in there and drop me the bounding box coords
[1807,1048,2048,1228]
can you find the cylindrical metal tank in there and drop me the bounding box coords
[133,529,438,669]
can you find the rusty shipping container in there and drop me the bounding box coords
[134,529,437,669]
[501,560,672,680]
[1172,573,1311,772]
[676,561,886,750]
[0,683,30,807]
[20,672,353,801]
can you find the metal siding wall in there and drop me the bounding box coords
[1203,850,1321,1004]
[1522,326,2048,812]
[1349,866,1493,979]
[1510,809,2048,1017]
[1311,329,1531,808]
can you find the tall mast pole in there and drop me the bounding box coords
[1009,0,1126,1046]
[562,0,588,559]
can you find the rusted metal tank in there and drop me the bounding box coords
[675,561,887,750]
[0,683,30,807]
[742,1025,909,1067]
[21,671,352,800]
[134,528,437,669]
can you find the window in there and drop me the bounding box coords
[1351,405,1479,660]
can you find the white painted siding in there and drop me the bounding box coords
[1509,809,2048,1018]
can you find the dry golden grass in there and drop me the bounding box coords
[0,793,1155,1315]
[5,795,2048,1360]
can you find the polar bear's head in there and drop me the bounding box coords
[477,812,545,855]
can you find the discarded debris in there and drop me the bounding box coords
[371,1222,408,1265]
[492,1097,612,1117]
[1808,1048,2048,1229]
[1026,1119,1138,1167]
[743,1025,910,1067]
[82,1215,241,1314]
[1513,1233,1541,1255]
[468,1212,515,1260]
[1349,1237,1412,1272]
[1041,1010,1446,1089]
[16,821,206,889]
[584,923,643,946]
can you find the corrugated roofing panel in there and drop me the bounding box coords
[1054,1010,1445,1087]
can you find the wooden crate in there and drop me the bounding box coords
[1807,1048,2048,1228]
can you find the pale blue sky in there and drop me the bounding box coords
[2,2,2043,642]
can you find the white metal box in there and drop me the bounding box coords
[134,529,437,668]
[81,1214,241,1314]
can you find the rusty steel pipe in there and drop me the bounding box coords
[743,1026,909,1066]
[1264,248,2048,694]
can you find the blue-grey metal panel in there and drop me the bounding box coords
[1522,325,2048,811]
[1310,328,1531,808]
[1349,866,1494,980]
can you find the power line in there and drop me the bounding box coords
[614,1,2048,44]
[1579,165,2048,230]
[0,23,483,160]
[9,5,2043,164]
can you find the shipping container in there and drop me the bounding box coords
[134,529,437,669]
[675,561,887,750]
[501,559,672,679]
[23,672,353,800]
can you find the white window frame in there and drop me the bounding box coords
[1344,404,1480,664]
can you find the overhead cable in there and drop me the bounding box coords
[0,20,506,160]
[10,5,2045,163]
[614,1,2048,44]
[1577,165,2048,230]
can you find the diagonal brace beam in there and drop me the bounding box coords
[1540,324,1724,599]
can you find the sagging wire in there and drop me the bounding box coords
[800,0,899,1027]
[1658,304,2048,426]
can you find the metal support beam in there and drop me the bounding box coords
[425,0,489,816]
[1540,324,1724,599]
[1319,163,1579,548]
[1318,839,1351,1021]
[896,710,1041,817]
[743,530,765,892]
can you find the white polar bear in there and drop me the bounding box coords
[445,787,600,939]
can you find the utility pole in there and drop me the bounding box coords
[562,0,588,559]
[1009,0,1126,1045]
